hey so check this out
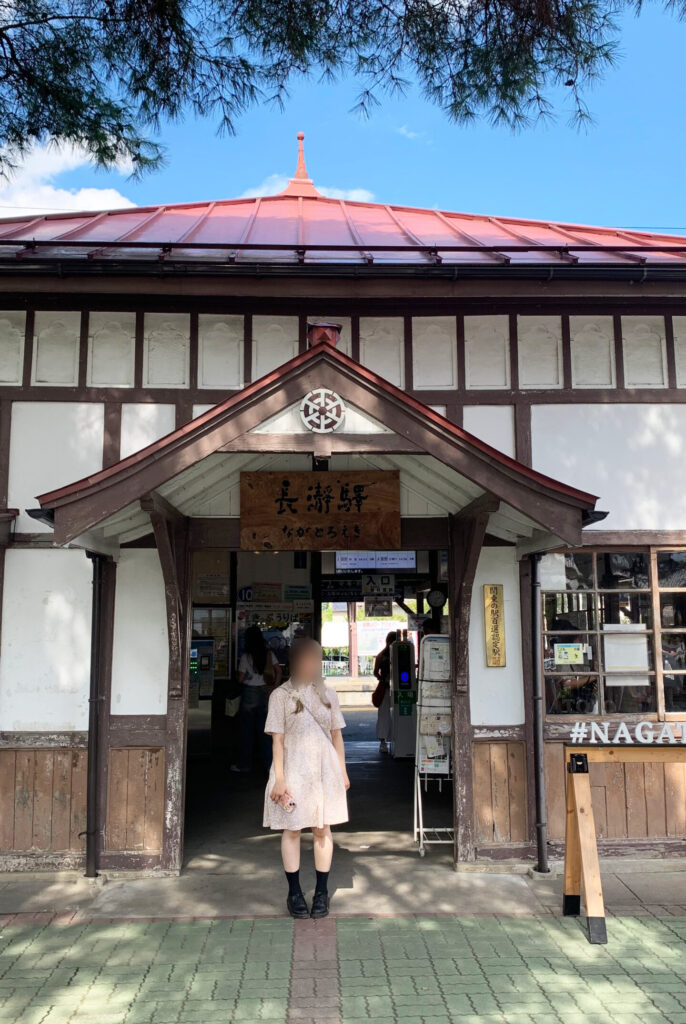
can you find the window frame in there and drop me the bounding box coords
[541,546,686,722]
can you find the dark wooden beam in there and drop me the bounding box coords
[448,506,490,865]
[141,491,185,528]
[148,511,185,698]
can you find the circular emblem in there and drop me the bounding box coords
[299,388,345,433]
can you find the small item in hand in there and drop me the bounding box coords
[280,793,296,813]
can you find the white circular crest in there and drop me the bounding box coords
[299,388,346,433]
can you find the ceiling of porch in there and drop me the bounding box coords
[97,449,543,546]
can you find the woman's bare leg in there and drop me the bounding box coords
[312,826,333,872]
[281,829,301,872]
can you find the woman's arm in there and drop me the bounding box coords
[269,734,290,801]
[331,729,350,790]
[373,653,382,681]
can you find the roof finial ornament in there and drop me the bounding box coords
[279,131,322,198]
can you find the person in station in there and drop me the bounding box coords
[373,631,396,753]
[263,637,350,919]
[231,625,282,773]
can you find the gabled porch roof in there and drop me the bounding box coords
[37,339,597,549]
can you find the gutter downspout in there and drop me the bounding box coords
[531,553,550,874]
[84,552,105,878]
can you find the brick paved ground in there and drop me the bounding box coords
[2,913,686,1023]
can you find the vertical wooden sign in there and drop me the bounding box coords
[483,584,506,667]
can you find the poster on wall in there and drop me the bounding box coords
[235,601,314,666]
[364,597,393,617]
[240,470,401,550]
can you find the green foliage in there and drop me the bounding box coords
[0,0,679,176]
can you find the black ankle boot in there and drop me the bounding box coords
[287,891,309,919]
[310,890,329,919]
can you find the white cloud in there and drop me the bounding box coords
[396,124,429,143]
[0,142,134,216]
[239,174,374,203]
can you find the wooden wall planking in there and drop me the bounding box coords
[473,741,528,844]
[0,748,87,852]
[544,742,686,840]
[105,747,165,853]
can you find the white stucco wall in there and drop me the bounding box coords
[0,549,92,731]
[469,547,524,726]
[531,403,686,530]
[8,402,104,531]
[111,550,169,715]
[462,406,515,458]
[120,403,176,458]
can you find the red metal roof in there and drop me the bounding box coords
[3,134,685,268]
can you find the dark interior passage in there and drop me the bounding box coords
[183,707,452,866]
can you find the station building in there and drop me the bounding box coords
[0,135,685,874]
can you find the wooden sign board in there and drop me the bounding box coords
[483,584,506,667]
[240,470,401,551]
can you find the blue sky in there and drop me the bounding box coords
[3,4,686,231]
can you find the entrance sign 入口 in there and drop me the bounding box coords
[483,584,506,667]
[240,470,401,551]
[361,573,395,596]
[299,388,346,433]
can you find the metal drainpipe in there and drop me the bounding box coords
[84,552,104,878]
[531,553,550,874]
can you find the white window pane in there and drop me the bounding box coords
[465,316,510,389]
[32,311,81,385]
[673,316,686,387]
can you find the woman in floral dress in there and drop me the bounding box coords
[264,637,350,919]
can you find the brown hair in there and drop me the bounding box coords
[289,637,331,710]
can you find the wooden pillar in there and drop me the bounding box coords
[142,493,191,872]
[447,497,497,865]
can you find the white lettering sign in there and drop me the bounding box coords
[570,720,686,744]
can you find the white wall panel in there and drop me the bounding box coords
[518,316,563,389]
[198,314,243,388]
[469,547,524,725]
[111,550,168,715]
[0,311,26,385]
[569,316,615,388]
[463,406,515,457]
[32,311,81,386]
[192,404,215,418]
[359,317,404,387]
[0,549,92,730]
[622,316,667,388]
[143,313,190,387]
[9,402,104,530]
[252,316,299,379]
[88,311,135,387]
[120,403,176,458]
[464,315,510,389]
[412,317,457,390]
[673,316,686,387]
[532,403,686,529]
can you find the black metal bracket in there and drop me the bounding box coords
[567,753,589,774]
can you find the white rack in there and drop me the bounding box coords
[413,635,455,857]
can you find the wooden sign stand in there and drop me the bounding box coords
[563,744,686,945]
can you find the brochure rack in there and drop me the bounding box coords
[413,634,454,856]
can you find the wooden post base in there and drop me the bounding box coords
[562,752,607,945]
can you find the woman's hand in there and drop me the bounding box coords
[270,776,291,803]
[342,771,351,791]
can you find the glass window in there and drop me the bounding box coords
[543,549,657,717]
[657,551,686,588]
[596,552,649,589]
[659,593,686,628]
[540,552,594,591]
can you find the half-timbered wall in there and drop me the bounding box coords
[473,741,528,847]
[0,549,92,731]
[111,550,169,716]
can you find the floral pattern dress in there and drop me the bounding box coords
[263,682,348,831]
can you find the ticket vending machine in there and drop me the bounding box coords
[189,638,215,708]
[390,634,417,758]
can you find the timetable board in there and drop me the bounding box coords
[417,634,452,775]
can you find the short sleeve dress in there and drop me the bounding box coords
[263,682,348,831]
